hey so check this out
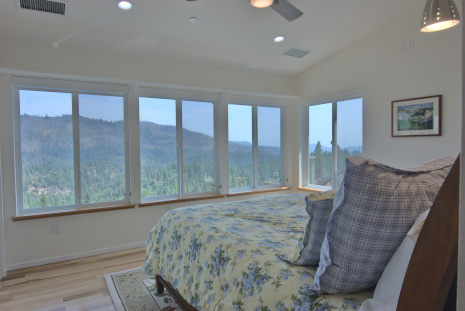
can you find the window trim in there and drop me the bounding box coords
[300,89,363,189]
[12,77,130,215]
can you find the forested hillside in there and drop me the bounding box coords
[20,115,282,208]
[20,114,360,209]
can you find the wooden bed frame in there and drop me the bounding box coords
[155,156,460,311]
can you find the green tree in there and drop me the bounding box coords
[314,141,328,182]
[39,194,50,207]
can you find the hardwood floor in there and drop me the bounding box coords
[0,247,146,311]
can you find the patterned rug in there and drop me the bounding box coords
[105,267,181,311]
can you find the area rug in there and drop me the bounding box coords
[105,267,181,311]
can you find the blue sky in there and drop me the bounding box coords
[309,98,363,149]
[228,104,281,148]
[20,90,72,116]
[19,90,361,149]
[19,90,124,121]
[139,98,214,137]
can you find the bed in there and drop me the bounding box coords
[143,156,459,311]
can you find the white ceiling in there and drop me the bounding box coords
[0,0,426,76]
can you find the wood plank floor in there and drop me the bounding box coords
[0,247,146,311]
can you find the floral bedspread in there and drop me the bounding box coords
[143,194,372,310]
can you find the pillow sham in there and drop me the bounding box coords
[293,191,338,266]
[358,209,429,311]
[308,156,454,295]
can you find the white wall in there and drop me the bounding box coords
[0,37,296,270]
[0,37,294,96]
[293,4,462,168]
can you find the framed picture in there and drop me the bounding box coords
[391,95,441,137]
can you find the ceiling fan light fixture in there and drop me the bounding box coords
[250,0,274,8]
[421,0,460,32]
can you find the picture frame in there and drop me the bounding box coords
[391,95,441,137]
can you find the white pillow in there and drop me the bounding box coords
[359,209,430,311]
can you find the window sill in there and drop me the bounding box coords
[227,187,291,197]
[138,194,227,208]
[12,204,136,221]
[12,188,292,221]
[296,187,329,193]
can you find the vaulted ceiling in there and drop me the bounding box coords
[0,0,425,76]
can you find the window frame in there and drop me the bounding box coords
[301,90,363,190]
[138,87,221,202]
[227,95,287,192]
[12,77,130,214]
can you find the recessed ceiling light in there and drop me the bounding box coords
[274,36,284,42]
[118,1,132,10]
[188,17,198,23]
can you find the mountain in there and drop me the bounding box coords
[19,114,282,208]
[230,141,252,146]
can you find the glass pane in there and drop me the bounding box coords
[182,101,215,194]
[139,98,178,198]
[337,98,363,186]
[19,90,75,209]
[228,104,253,189]
[308,103,333,187]
[257,106,281,186]
[79,94,126,204]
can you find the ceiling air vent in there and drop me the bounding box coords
[17,0,67,15]
[283,47,312,59]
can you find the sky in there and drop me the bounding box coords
[139,98,214,137]
[228,104,281,148]
[309,98,363,149]
[19,90,360,149]
[19,90,124,121]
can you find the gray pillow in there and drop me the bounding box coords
[293,191,337,266]
[308,156,455,295]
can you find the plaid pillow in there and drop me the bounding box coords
[293,191,337,266]
[308,156,455,295]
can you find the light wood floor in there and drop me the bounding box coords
[0,247,146,311]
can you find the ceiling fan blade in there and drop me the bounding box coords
[271,0,303,22]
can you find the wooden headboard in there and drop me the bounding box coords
[397,156,459,311]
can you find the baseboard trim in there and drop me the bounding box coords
[6,241,146,271]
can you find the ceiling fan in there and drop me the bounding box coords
[185,0,303,22]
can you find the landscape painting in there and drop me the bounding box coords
[392,95,441,137]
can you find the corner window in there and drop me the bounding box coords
[13,78,129,214]
[305,97,363,189]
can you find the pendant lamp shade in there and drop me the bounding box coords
[250,0,273,8]
[421,0,460,32]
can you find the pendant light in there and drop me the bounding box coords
[250,0,273,8]
[421,0,460,32]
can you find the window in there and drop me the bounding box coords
[228,104,253,189]
[139,98,178,197]
[304,96,363,189]
[11,77,291,215]
[13,78,129,214]
[139,88,219,201]
[228,100,284,191]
